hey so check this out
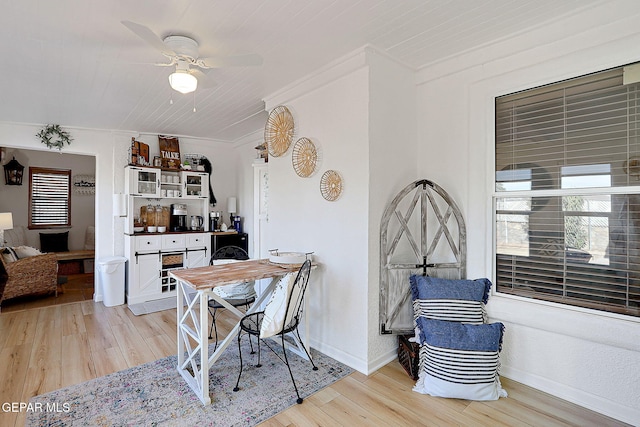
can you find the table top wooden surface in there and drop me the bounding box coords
[170,259,302,290]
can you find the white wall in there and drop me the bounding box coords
[366,48,419,369]
[258,48,418,374]
[416,1,640,424]
[262,51,371,372]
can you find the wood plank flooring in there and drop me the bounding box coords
[0,283,630,426]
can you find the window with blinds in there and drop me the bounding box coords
[494,64,640,317]
[28,167,71,228]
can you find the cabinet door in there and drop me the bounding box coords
[127,166,160,197]
[181,172,208,199]
[186,233,207,248]
[185,248,208,269]
[161,234,186,250]
[160,171,182,198]
[132,252,161,300]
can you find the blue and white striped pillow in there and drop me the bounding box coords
[414,318,507,401]
[409,275,491,325]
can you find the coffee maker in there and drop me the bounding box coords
[209,211,221,231]
[170,203,188,231]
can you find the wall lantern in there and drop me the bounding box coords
[4,157,24,185]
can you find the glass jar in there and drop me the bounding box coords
[155,204,162,228]
[146,204,156,227]
[162,206,169,228]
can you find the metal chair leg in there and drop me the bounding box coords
[281,332,303,404]
[294,326,318,371]
[208,307,219,352]
[256,335,262,367]
[246,302,255,354]
[233,331,244,392]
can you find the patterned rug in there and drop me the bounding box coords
[27,341,353,426]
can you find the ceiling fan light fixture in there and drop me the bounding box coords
[169,71,197,94]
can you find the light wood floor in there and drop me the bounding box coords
[0,286,630,427]
[0,273,95,313]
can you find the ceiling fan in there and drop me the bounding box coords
[122,21,262,94]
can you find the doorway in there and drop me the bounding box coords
[0,147,96,311]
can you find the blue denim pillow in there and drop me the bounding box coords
[414,318,507,401]
[409,275,491,324]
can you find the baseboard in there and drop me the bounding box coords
[501,365,640,426]
[309,339,399,377]
[367,347,397,375]
[309,338,368,375]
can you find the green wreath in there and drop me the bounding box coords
[36,124,73,151]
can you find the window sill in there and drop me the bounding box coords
[488,292,640,353]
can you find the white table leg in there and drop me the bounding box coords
[199,290,209,405]
[177,279,185,372]
[176,281,212,405]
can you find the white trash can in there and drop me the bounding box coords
[98,256,127,307]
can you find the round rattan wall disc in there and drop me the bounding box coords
[265,106,294,157]
[292,137,318,177]
[320,170,343,201]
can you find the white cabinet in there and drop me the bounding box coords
[132,252,162,302]
[182,171,208,199]
[135,234,162,251]
[161,234,186,250]
[186,233,208,268]
[125,166,161,197]
[160,170,183,198]
[125,232,210,305]
[125,166,208,200]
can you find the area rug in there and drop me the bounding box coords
[128,297,177,315]
[26,341,353,426]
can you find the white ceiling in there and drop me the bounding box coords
[0,0,603,142]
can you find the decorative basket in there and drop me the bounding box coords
[162,255,183,267]
[398,335,420,381]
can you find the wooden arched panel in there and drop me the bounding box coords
[379,179,466,335]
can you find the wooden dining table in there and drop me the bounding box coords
[170,259,307,405]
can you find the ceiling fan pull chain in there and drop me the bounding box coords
[193,92,197,113]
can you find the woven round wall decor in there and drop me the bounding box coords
[320,170,343,201]
[264,105,294,157]
[291,137,318,177]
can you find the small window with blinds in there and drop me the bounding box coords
[494,64,640,317]
[28,167,71,228]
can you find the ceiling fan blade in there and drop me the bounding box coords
[197,53,263,69]
[121,20,175,57]
[190,69,217,89]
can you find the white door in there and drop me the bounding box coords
[252,163,269,258]
[252,163,270,303]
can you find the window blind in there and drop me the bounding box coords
[494,65,640,317]
[29,168,71,227]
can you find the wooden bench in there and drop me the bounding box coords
[54,250,95,274]
[54,250,95,262]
